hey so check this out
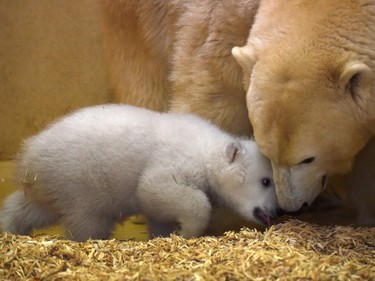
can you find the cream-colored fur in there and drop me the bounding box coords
[234,0,375,218]
[100,0,259,136]
[100,0,375,225]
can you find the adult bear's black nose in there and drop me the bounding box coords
[276,208,284,216]
[282,202,309,216]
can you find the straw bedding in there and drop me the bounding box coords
[1,220,374,280]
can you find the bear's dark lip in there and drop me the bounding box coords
[253,207,276,226]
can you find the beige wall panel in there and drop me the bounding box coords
[0,0,111,160]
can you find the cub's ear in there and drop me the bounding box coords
[339,61,373,102]
[232,45,256,75]
[225,141,242,164]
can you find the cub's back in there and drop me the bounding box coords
[16,105,161,189]
[20,105,158,162]
[17,105,230,188]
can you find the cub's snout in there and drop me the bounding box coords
[253,206,283,226]
[214,141,281,227]
[252,178,282,226]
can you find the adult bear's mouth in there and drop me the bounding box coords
[253,207,276,226]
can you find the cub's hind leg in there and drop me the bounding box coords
[0,190,60,235]
[64,210,115,241]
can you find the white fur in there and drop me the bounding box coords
[0,104,278,241]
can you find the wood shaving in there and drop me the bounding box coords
[1,220,374,280]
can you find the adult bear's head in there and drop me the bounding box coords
[232,0,375,212]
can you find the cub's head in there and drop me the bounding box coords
[232,0,375,212]
[213,140,280,226]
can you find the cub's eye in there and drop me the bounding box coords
[299,157,315,165]
[261,177,272,188]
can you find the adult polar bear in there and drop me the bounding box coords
[100,0,375,224]
[233,0,375,218]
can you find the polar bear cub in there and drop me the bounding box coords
[0,104,279,241]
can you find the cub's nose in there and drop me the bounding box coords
[282,202,309,216]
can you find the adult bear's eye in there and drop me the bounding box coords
[261,178,272,188]
[299,157,315,164]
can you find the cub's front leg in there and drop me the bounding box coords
[147,219,178,238]
[137,170,212,239]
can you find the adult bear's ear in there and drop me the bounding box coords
[232,45,256,76]
[225,141,242,164]
[339,61,373,104]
